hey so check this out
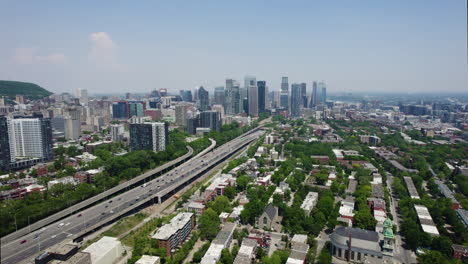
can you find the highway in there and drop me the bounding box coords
[1,128,265,264]
[1,144,196,245]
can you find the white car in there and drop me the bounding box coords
[58,223,65,228]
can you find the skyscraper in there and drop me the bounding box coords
[280,77,289,109]
[214,87,225,105]
[225,79,240,115]
[257,81,266,113]
[200,111,221,132]
[291,84,301,117]
[319,81,327,104]
[300,83,307,108]
[130,122,168,152]
[181,90,193,102]
[310,81,318,108]
[0,116,11,171]
[197,86,209,111]
[248,84,259,116]
[281,77,289,92]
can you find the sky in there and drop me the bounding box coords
[0,0,467,95]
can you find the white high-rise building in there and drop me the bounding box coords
[110,124,125,142]
[7,118,44,162]
[65,117,81,139]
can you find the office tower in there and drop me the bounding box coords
[51,115,66,133]
[129,102,144,117]
[197,86,209,111]
[300,83,307,108]
[78,89,89,105]
[159,88,168,97]
[181,90,193,102]
[257,81,266,113]
[150,89,160,98]
[291,84,302,117]
[130,122,168,152]
[248,84,259,116]
[186,117,199,135]
[64,116,81,139]
[211,104,225,119]
[280,92,289,109]
[5,116,53,165]
[310,81,318,107]
[125,93,132,99]
[110,124,125,142]
[199,111,221,132]
[64,107,81,139]
[214,87,225,105]
[16,95,25,104]
[193,87,199,102]
[225,79,240,115]
[175,104,188,126]
[112,101,129,119]
[0,116,11,171]
[281,77,289,92]
[319,81,327,104]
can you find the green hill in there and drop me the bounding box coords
[0,80,52,100]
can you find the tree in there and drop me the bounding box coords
[317,242,332,264]
[417,250,455,264]
[199,208,220,240]
[236,175,249,191]
[220,248,234,264]
[223,186,237,200]
[431,236,453,258]
[209,196,231,214]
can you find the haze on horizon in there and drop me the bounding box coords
[0,0,466,95]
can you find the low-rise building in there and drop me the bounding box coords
[404,176,420,199]
[233,238,257,264]
[339,196,355,220]
[152,212,195,255]
[135,255,161,264]
[82,236,124,264]
[414,204,439,236]
[300,192,319,216]
[201,223,236,264]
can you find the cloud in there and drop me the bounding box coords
[88,32,128,72]
[11,48,67,64]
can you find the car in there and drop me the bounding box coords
[58,223,65,228]
[20,240,27,244]
[110,210,114,213]
[51,235,57,239]
[109,200,113,203]
[105,205,108,208]
[118,197,122,201]
[77,214,82,217]
[101,212,106,215]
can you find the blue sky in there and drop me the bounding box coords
[0,0,466,94]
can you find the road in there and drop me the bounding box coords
[1,144,195,245]
[387,173,417,264]
[1,129,265,264]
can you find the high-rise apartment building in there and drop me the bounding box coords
[129,122,168,152]
[197,86,209,111]
[291,84,301,117]
[1,115,53,171]
[280,77,289,109]
[175,104,188,126]
[64,116,81,139]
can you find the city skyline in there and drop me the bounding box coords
[0,1,467,94]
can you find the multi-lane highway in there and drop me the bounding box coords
[1,128,265,264]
